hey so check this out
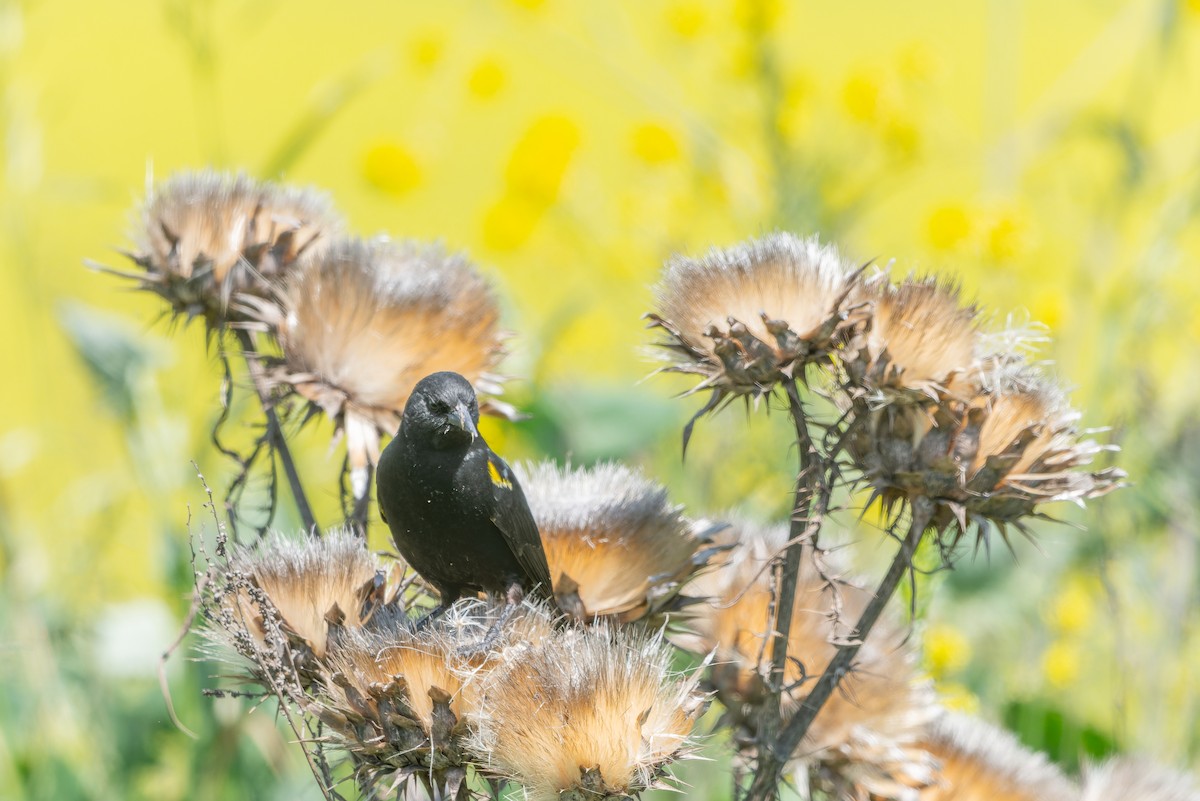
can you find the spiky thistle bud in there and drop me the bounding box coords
[673,519,937,799]
[515,460,721,622]
[215,530,386,676]
[99,169,342,331]
[646,233,865,442]
[240,237,510,499]
[851,273,980,401]
[469,622,706,801]
[919,712,1079,800]
[1082,758,1200,801]
[854,358,1125,546]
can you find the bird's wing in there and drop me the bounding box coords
[485,453,554,596]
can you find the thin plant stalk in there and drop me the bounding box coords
[746,495,935,800]
[754,380,819,778]
[234,329,320,537]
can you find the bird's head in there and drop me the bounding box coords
[402,371,481,450]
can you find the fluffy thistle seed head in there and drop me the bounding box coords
[647,233,864,410]
[1082,758,1200,801]
[674,519,938,799]
[918,712,1079,801]
[853,274,980,400]
[242,237,509,498]
[515,460,718,622]
[469,623,705,801]
[315,598,558,798]
[105,169,342,330]
[225,529,385,662]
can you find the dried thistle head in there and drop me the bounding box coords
[918,712,1079,801]
[313,598,560,798]
[853,360,1124,543]
[224,529,385,663]
[102,169,342,331]
[853,273,980,400]
[1082,758,1200,801]
[674,519,938,799]
[646,233,864,438]
[515,460,719,622]
[469,622,706,801]
[242,237,509,498]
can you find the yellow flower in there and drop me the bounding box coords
[925,623,972,677]
[937,682,981,715]
[504,114,580,206]
[1041,641,1081,688]
[482,195,544,251]
[468,57,506,100]
[842,70,881,122]
[986,211,1024,260]
[665,2,705,38]
[362,141,422,196]
[409,32,443,72]
[631,122,681,165]
[1048,576,1098,634]
[926,204,971,250]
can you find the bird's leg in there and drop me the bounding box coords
[413,591,458,631]
[455,584,524,656]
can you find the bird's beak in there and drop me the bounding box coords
[449,402,478,441]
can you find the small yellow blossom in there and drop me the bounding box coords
[842,70,881,122]
[482,195,543,251]
[927,204,971,250]
[666,2,705,38]
[1048,575,1098,634]
[1041,641,1081,688]
[925,623,972,677]
[504,114,580,205]
[937,682,981,714]
[631,122,682,165]
[897,43,937,82]
[986,212,1024,260]
[468,57,506,100]
[409,32,444,72]
[362,141,422,196]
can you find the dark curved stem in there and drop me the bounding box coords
[755,380,822,770]
[234,330,320,537]
[746,496,935,800]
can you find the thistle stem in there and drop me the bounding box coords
[746,496,935,800]
[755,380,820,765]
[234,329,320,537]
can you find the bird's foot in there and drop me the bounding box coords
[454,600,518,657]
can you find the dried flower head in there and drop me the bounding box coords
[919,712,1079,801]
[515,460,719,622]
[673,519,937,798]
[1082,758,1200,801]
[224,529,385,663]
[646,233,864,441]
[101,169,342,330]
[853,273,980,400]
[852,360,1124,542]
[469,622,706,801]
[242,237,509,498]
[301,598,559,799]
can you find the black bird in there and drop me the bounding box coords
[377,371,554,619]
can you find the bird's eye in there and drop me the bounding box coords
[429,399,451,415]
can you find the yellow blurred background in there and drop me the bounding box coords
[1,0,1198,797]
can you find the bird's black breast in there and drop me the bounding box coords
[376,431,532,598]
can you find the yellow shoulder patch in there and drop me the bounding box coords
[488,459,513,489]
